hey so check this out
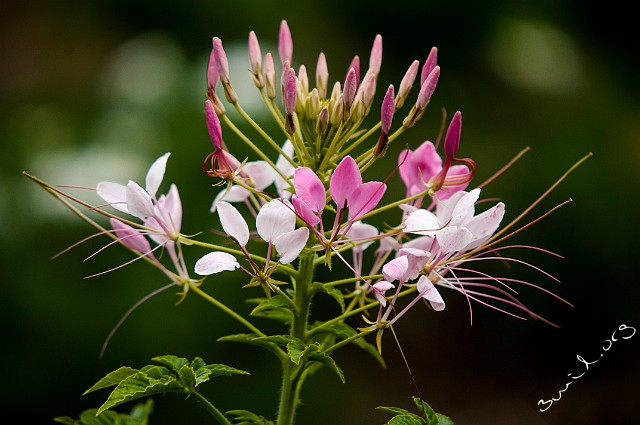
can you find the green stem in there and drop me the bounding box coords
[190,390,232,425]
[293,250,315,340]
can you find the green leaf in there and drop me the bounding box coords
[227,409,275,425]
[411,396,454,425]
[84,367,139,395]
[312,283,345,312]
[218,333,284,357]
[249,308,294,325]
[385,414,426,425]
[376,407,413,416]
[55,400,153,425]
[286,340,308,365]
[248,295,295,325]
[151,355,189,373]
[194,364,250,386]
[138,365,173,380]
[191,356,206,371]
[178,364,196,388]
[96,371,185,415]
[307,348,345,383]
[435,414,454,425]
[315,322,386,368]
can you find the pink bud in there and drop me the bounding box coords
[380,85,395,134]
[362,70,377,110]
[395,60,420,109]
[278,20,293,64]
[205,99,223,149]
[444,111,462,159]
[347,55,361,86]
[343,67,357,109]
[264,52,276,99]
[416,66,439,109]
[284,67,297,116]
[207,45,219,96]
[369,34,383,75]
[420,47,438,86]
[316,52,329,98]
[248,31,262,77]
[212,37,230,83]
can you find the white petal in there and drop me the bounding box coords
[145,152,170,199]
[435,226,473,254]
[194,251,240,275]
[244,161,277,191]
[217,201,250,246]
[97,181,129,213]
[256,199,296,243]
[274,227,309,264]
[448,188,480,227]
[275,140,295,199]
[404,209,440,236]
[382,256,409,282]
[417,275,445,311]
[210,186,251,212]
[398,247,430,281]
[155,184,182,235]
[464,202,505,243]
[126,180,154,218]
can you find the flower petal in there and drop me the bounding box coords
[348,181,386,220]
[345,221,379,252]
[330,156,362,209]
[216,201,250,246]
[371,280,394,307]
[274,227,309,264]
[417,275,445,311]
[398,247,430,281]
[256,199,296,243]
[404,209,440,236]
[275,140,295,199]
[145,152,170,199]
[382,255,409,282]
[111,218,151,255]
[194,251,240,275]
[435,226,473,254]
[243,161,277,191]
[97,181,129,213]
[126,181,154,218]
[463,202,505,250]
[448,188,480,227]
[293,167,326,212]
[210,186,251,212]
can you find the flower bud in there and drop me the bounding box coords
[308,88,320,119]
[284,67,297,134]
[375,85,395,157]
[205,99,223,149]
[350,99,366,123]
[298,64,309,97]
[278,20,293,65]
[317,105,329,135]
[347,55,361,87]
[212,37,237,104]
[395,60,419,110]
[316,52,329,99]
[444,111,462,160]
[369,34,383,76]
[206,45,219,99]
[343,67,357,112]
[330,81,342,102]
[330,94,344,126]
[248,31,264,88]
[420,47,438,86]
[416,66,439,109]
[361,70,377,112]
[264,52,276,99]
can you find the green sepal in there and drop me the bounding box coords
[54,399,153,425]
[312,282,345,312]
[151,355,189,373]
[226,409,275,425]
[83,367,139,395]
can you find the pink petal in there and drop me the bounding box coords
[463,202,505,250]
[111,218,151,254]
[243,161,277,191]
[417,276,445,311]
[435,226,473,254]
[145,152,170,199]
[348,181,386,220]
[293,167,326,212]
[274,227,309,264]
[330,156,362,209]
[97,181,129,213]
[216,201,250,246]
[371,280,394,307]
[126,181,154,218]
[291,195,321,227]
[398,247,430,280]
[345,221,379,252]
[194,251,240,275]
[382,255,409,282]
[156,184,182,235]
[256,199,296,243]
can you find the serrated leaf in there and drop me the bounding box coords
[307,349,345,383]
[249,295,295,325]
[194,364,250,386]
[138,365,172,380]
[385,414,425,425]
[191,357,206,371]
[96,371,185,415]
[126,399,154,424]
[315,322,386,368]
[250,308,294,325]
[376,406,413,416]
[55,400,153,425]
[227,409,275,425]
[178,364,196,388]
[412,396,448,425]
[218,333,282,356]
[312,283,345,312]
[435,414,454,425]
[151,355,189,373]
[286,340,308,365]
[84,367,139,395]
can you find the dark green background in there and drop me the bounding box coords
[2,0,638,424]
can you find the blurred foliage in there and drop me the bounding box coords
[1,0,639,424]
